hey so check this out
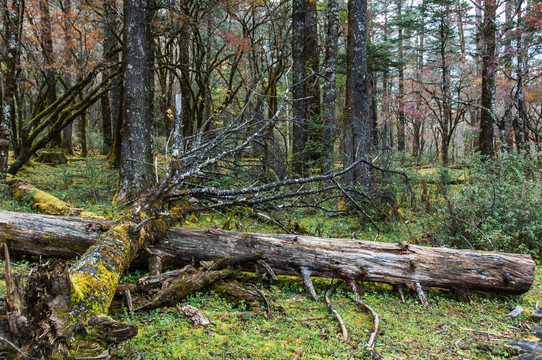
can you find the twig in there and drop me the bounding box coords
[124,289,133,313]
[256,259,278,282]
[0,335,37,360]
[247,283,272,318]
[292,347,302,360]
[325,281,348,342]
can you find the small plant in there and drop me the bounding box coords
[426,153,542,260]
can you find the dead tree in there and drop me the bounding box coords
[0,210,535,295]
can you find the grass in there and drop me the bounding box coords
[1,155,541,359]
[111,269,542,359]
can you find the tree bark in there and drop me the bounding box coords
[0,0,24,178]
[292,0,307,176]
[322,0,339,174]
[0,209,535,294]
[116,0,154,201]
[303,0,321,166]
[478,0,496,158]
[343,0,370,186]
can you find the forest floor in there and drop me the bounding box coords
[0,155,540,359]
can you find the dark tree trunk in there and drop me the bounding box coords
[322,0,339,174]
[179,23,193,138]
[100,0,117,155]
[0,0,24,179]
[292,0,307,176]
[397,0,406,153]
[513,0,528,153]
[116,0,154,201]
[78,95,88,157]
[61,0,74,155]
[38,0,62,148]
[303,0,321,165]
[478,0,496,158]
[343,0,370,187]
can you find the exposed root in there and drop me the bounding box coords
[300,266,318,301]
[396,284,406,303]
[0,335,36,360]
[292,346,303,360]
[414,282,429,308]
[257,259,278,283]
[247,283,272,317]
[325,281,348,342]
[350,281,382,359]
[123,289,133,313]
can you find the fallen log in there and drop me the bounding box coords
[0,209,535,294]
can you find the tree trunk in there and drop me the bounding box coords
[396,0,406,153]
[0,209,535,294]
[292,0,307,176]
[303,0,321,166]
[322,0,339,174]
[0,204,179,358]
[343,0,370,187]
[478,0,496,158]
[116,0,154,201]
[1,0,24,179]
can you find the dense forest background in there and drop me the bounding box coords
[1,0,542,358]
[1,0,542,253]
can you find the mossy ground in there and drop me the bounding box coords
[1,155,540,359]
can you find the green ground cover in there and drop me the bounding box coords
[0,155,540,359]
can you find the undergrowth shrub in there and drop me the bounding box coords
[428,153,542,260]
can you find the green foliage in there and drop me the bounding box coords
[111,269,542,359]
[0,181,33,213]
[17,156,118,217]
[427,153,542,259]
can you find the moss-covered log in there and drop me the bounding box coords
[0,209,535,295]
[0,206,181,358]
[8,177,104,219]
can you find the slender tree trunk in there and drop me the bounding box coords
[322,0,339,174]
[116,0,154,201]
[514,0,528,152]
[61,0,74,154]
[303,0,321,166]
[179,19,193,138]
[478,0,496,158]
[292,0,307,176]
[397,0,406,153]
[439,11,452,167]
[343,0,370,187]
[38,0,62,148]
[78,95,88,157]
[0,0,24,179]
[100,0,116,155]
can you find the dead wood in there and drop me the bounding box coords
[8,178,104,219]
[178,305,213,326]
[0,209,536,295]
[350,281,382,360]
[137,268,233,311]
[211,280,264,311]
